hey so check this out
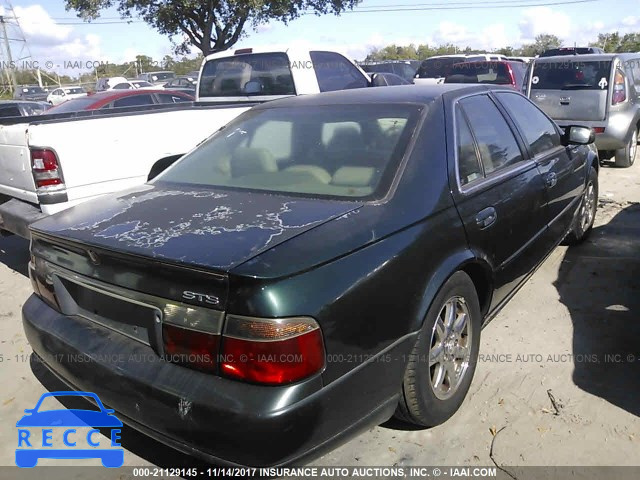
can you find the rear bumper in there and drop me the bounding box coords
[22,294,411,466]
[0,198,46,238]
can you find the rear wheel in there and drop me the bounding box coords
[565,166,598,245]
[395,271,481,427]
[614,129,637,168]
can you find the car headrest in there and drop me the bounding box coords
[284,165,332,183]
[327,126,364,151]
[331,166,376,187]
[231,147,278,177]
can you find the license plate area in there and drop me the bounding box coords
[54,275,162,350]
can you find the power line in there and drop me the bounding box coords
[337,0,601,12]
[14,0,604,25]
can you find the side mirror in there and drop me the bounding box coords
[562,126,595,146]
[244,80,263,94]
[369,73,387,87]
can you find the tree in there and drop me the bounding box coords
[66,0,360,55]
[591,32,621,52]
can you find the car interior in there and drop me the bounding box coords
[160,110,414,198]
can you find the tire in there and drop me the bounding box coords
[565,166,598,245]
[395,271,481,427]
[614,129,637,168]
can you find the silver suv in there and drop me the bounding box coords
[525,53,640,167]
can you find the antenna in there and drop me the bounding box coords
[0,0,36,96]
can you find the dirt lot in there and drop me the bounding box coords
[0,158,638,475]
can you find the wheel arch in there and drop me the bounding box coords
[413,251,494,331]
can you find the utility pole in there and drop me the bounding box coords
[0,15,16,94]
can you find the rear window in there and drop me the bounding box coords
[149,72,175,82]
[199,52,296,97]
[416,57,466,79]
[155,104,422,200]
[444,62,513,85]
[47,96,98,113]
[532,61,612,90]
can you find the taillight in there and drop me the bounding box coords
[612,70,626,105]
[31,148,64,189]
[220,315,325,385]
[162,324,219,373]
[593,127,606,134]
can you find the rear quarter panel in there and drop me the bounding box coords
[230,99,473,384]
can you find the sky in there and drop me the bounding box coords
[2,0,640,75]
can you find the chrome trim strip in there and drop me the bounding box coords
[47,262,224,335]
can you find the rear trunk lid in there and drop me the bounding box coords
[528,59,613,122]
[30,183,362,276]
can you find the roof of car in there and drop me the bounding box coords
[534,53,640,62]
[252,84,509,109]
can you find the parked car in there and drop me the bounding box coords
[23,84,598,467]
[507,56,535,63]
[0,100,50,118]
[13,85,48,101]
[106,80,156,90]
[46,86,88,106]
[369,72,413,85]
[539,46,605,57]
[444,61,527,90]
[0,47,379,239]
[360,61,418,82]
[162,76,197,94]
[137,71,176,85]
[95,76,128,92]
[45,89,194,113]
[525,53,640,167]
[414,54,507,85]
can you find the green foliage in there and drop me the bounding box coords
[66,0,361,55]
[591,32,640,53]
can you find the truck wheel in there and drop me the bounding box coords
[394,271,481,427]
[565,166,598,245]
[614,129,637,168]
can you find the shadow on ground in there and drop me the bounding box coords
[0,234,30,277]
[555,203,640,417]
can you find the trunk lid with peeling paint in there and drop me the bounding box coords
[29,183,364,273]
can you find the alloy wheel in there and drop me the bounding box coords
[429,296,472,400]
[580,181,596,232]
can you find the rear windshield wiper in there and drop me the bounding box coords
[561,84,594,90]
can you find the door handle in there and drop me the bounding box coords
[475,207,497,229]
[545,172,558,188]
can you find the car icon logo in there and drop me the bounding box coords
[15,391,124,468]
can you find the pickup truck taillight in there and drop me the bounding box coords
[31,148,64,189]
[612,70,626,105]
[162,314,325,385]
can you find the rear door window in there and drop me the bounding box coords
[532,61,612,90]
[199,52,296,97]
[310,51,369,92]
[458,95,523,175]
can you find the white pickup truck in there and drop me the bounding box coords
[0,47,377,238]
